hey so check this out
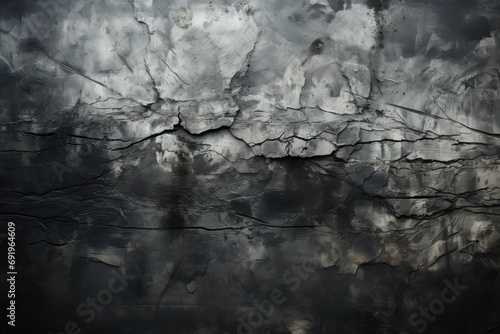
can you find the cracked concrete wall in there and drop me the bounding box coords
[1,0,499,333]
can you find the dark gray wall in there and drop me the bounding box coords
[1,0,499,333]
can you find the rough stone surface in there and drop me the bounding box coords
[1,0,499,333]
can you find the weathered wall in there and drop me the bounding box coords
[1,0,499,333]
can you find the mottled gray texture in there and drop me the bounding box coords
[1,0,499,333]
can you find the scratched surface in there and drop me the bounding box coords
[0,0,499,333]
